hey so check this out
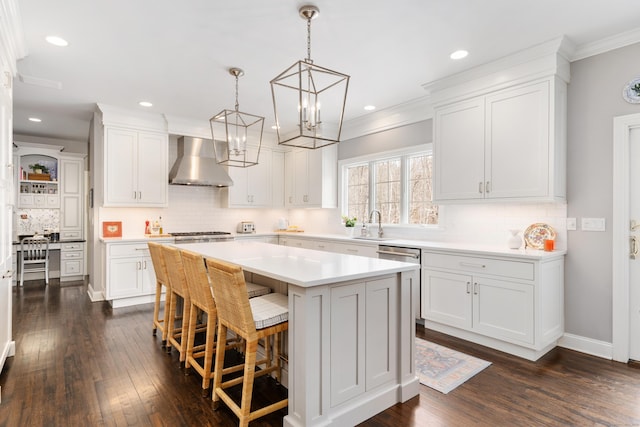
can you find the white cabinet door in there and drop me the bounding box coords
[141,254,155,294]
[334,242,378,258]
[472,277,534,345]
[433,98,485,201]
[107,257,143,299]
[271,151,285,208]
[284,151,294,208]
[292,149,309,206]
[136,132,168,206]
[105,128,137,205]
[60,158,83,239]
[104,127,168,207]
[485,81,549,199]
[226,147,273,208]
[422,269,473,330]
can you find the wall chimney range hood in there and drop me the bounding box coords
[169,136,233,187]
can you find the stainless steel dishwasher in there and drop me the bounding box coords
[377,245,422,320]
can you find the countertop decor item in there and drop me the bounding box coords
[102,221,122,238]
[523,223,556,249]
[507,229,522,249]
[623,75,640,104]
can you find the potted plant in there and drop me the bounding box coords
[342,215,357,236]
[29,163,49,175]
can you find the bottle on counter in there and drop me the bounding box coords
[145,220,150,235]
[159,216,163,234]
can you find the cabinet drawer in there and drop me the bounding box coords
[61,243,83,251]
[422,252,534,281]
[61,251,83,260]
[108,243,151,257]
[61,259,82,275]
[61,231,82,239]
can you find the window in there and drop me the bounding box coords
[342,148,438,225]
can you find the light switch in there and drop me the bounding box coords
[581,217,606,231]
[566,218,577,231]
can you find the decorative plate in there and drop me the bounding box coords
[523,223,556,250]
[622,76,640,104]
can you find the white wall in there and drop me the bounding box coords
[566,41,640,343]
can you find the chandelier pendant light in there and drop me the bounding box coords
[210,68,264,167]
[270,5,350,149]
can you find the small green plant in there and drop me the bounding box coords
[342,215,357,227]
[633,83,640,96]
[29,163,49,174]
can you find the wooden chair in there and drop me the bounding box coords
[162,245,205,365]
[147,242,171,347]
[20,236,50,286]
[206,258,288,427]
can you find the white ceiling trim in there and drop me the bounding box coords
[571,27,640,62]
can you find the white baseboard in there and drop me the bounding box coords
[558,333,613,360]
[87,283,105,302]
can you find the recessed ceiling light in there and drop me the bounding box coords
[450,50,468,60]
[364,105,376,111]
[28,117,42,123]
[45,36,68,47]
[138,101,153,107]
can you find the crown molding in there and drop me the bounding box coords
[572,27,640,61]
[341,96,433,141]
[0,0,27,74]
[96,103,167,132]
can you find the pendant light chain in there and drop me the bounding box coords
[234,72,240,112]
[306,16,313,63]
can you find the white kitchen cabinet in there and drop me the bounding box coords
[104,127,168,207]
[225,146,272,208]
[333,242,378,258]
[285,145,337,208]
[18,192,58,208]
[421,250,563,360]
[59,157,84,240]
[433,78,565,203]
[105,241,161,307]
[60,241,84,280]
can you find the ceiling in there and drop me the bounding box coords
[12,0,640,142]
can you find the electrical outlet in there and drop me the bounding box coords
[566,218,577,231]
[582,217,606,231]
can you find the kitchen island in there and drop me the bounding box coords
[173,240,420,427]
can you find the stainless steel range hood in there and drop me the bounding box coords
[169,136,233,187]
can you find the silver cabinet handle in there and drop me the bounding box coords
[376,250,420,259]
[473,282,479,295]
[485,181,491,193]
[133,191,137,199]
[143,260,147,269]
[138,191,142,200]
[631,236,638,260]
[466,281,471,294]
[478,182,483,194]
[460,262,486,269]
[137,261,141,270]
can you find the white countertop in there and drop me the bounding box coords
[173,240,419,288]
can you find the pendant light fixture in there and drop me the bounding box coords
[210,67,264,167]
[270,5,350,149]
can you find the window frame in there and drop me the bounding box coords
[339,144,439,227]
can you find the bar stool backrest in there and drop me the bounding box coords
[206,258,256,339]
[161,245,189,298]
[180,249,215,312]
[147,242,169,286]
[21,236,49,261]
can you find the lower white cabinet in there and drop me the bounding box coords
[422,250,563,360]
[60,241,85,280]
[104,241,167,307]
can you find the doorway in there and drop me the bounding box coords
[612,112,640,362]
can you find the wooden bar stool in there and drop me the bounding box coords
[206,258,288,427]
[147,242,171,347]
[180,249,240,396]
[162,245,205,366]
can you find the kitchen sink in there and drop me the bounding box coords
[352,236,394,241]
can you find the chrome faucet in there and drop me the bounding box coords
[368,209,384,238]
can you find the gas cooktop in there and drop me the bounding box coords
[169,231,231,236]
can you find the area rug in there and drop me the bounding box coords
[415,338,491,394]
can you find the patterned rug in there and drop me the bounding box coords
[415,338,491,394]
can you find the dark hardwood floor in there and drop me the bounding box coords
[1,280,640,427]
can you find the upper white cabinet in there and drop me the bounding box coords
[434,78,565,203]
[285,145,337,208]
[224,146,274,208]
[429,37,569,204]
[104,127,168,207]
[59,156,84,240]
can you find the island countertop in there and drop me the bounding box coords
[173,240,419,288]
